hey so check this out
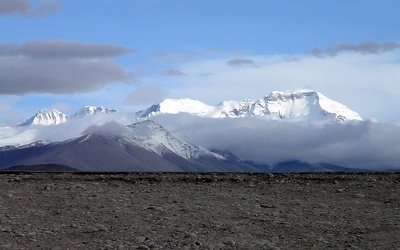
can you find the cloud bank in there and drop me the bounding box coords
[151,114,400,170]
[0,40,133,95]
[0,0,61,17]
[2,109,400,170]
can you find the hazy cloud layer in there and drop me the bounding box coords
[124,86,168,106]
[152,114,400,170]
[311,41,400,57]
[226,58,256,66]
[0,40,133,95]
[0,0,61,17]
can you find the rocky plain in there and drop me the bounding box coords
[0,172,399,249]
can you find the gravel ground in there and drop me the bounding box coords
[0,172,399,249]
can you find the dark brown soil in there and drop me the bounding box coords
[0,172,399,249]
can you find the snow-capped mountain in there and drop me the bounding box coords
[19,109,68,126]
[0,120,255,172]
[70,106,118,119]
[137,90,363,122]
[19,106,118,126]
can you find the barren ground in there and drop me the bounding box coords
[0,172,399,249]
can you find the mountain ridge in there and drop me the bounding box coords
[136,89,363,122]
[19,108,68,126]
[19,105,119,126]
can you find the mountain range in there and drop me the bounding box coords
[0,89,381,172]
[18,90,362,127]
[136,90,363,122]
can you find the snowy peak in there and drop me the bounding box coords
[126,120,224,160]
[137,89,363,122]
[127,120,168,136]
[70,106,118,118]
[255,90,362,122]
[19,109,68,126]
[314,91,363,122]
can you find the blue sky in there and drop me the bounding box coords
[1,0,400,124]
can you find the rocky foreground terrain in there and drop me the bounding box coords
[0,172,399,249]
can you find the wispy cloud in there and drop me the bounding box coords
[0,40,133,58]
[226,58,256,66]
[311,41,400,57]
[0,0,61,17]
[162,69,187,77]
[0,40,134,95]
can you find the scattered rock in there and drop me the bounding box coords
[184,232,198,239]
[260,204,275,208]
[135,236,146,243]
[224,239,236,246]
[0,173,398,249]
